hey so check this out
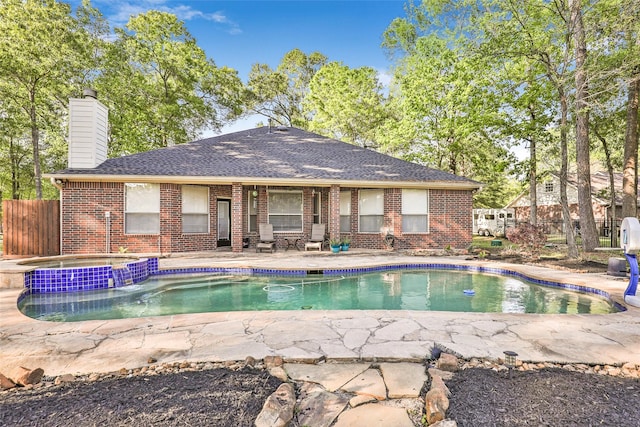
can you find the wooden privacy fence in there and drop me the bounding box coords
[2,200,60,258]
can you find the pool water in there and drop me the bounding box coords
[18,269,619,322]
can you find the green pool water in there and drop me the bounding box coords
[19,269,619,322]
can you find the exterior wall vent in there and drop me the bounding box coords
[68,92,108,169]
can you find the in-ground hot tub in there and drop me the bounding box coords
[18,256,159,293]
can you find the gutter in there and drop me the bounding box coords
[42,174,482,191]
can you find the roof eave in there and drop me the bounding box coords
[43,173,481,190]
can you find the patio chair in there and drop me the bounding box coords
[256,223,277,253]
[304,223,326,251]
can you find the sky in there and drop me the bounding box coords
[82,0,409,133]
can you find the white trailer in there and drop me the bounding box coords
[473,208,515,237]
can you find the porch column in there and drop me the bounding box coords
[231,182,243,253]
[329,184,340,241]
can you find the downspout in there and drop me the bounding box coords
[105,211,111,254]
[50,177,64,255]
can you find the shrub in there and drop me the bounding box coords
[506,223,547,259]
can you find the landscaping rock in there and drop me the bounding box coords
[425,387,450,425]
[54,374,75,385]
[264,355,284,368]
[268,366,289,382]
[0,373,16,390]
[15,367,44,386]
[254,383,296,427]
[430,374,451,397]
[436,353,459,372]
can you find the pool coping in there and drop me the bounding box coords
[2,252,640,377]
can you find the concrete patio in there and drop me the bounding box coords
[2,250,640,377]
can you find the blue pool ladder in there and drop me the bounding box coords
[621,217,640,307]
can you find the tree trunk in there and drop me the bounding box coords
[570,0,598,251]
[622,75,639,218]
[29,90,43,200]
[593,127,617,244]
[559,89,579,258]
[528,106,538,226]
[10,137,20,199]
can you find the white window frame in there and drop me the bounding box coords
[544,182,554,193]
[125,183,160,234]
[182,185,209,234]
[340,190,351,232]
[247,190,258,233]
[268,190,303,232]
[313,191,322,224]
[402,189,429,233]
[358,189,384,233]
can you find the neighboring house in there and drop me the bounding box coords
[45,94,480,254]
[507,171,639,232]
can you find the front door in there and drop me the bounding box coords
[217,199,231,247]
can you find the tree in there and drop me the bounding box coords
[382,4,520,208]
[245,48,327,128]
[464,0,580,256]
[0,0,98,199]
[305,62,388,147]
[570,0,599,251]
[96,11,243,154]
[498,59,556,225]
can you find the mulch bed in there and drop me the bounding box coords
[446,368,640,427]
[3,366,640,426]
[0,368,282,427]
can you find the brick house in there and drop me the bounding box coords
[507,171,640,234]
[45,95,480,254]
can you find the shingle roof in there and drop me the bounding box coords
[51,127,480,188]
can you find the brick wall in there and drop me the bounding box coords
[349,188,473,250]
[61,182,474,254]
[62,182,223,254]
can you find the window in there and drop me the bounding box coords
[340,191,351,232]
[268,190,302,232]
[402,189,429,233]
[313,192,321,224]
[248,190,258,232]
[182,185,209,233]
[359,189,384,232]
[544,182,554,193]
[125,183,160,234]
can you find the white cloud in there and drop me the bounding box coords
[376,68,393,87]
[99,0,242,34]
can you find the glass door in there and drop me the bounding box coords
[217,200,231,247]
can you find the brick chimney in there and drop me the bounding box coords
[68,88,108,168]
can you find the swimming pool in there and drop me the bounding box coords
[18,268,621,321]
